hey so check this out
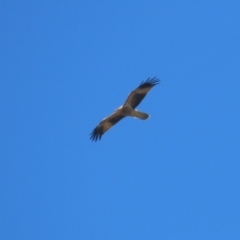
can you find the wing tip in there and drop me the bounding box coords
[90,128,103,142]
[139,77,160,87]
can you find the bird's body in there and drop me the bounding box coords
[115,105,149,119]
[90,77,160,141]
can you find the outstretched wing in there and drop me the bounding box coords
[90,111,125,141]
[123,77,160,109]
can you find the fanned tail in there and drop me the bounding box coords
[131,110,149,120]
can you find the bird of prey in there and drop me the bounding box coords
[90,77,160,141]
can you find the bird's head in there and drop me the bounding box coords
[115,106,123,112]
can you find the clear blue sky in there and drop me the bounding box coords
[1,1,240,239]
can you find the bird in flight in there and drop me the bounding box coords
[90,77,160,141]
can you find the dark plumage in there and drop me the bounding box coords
[123,77,159,109]
[90,113,125,141]
[90,77,160,141]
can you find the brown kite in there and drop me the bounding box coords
[90,77,160,141]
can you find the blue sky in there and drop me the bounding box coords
[1,1,240,239]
